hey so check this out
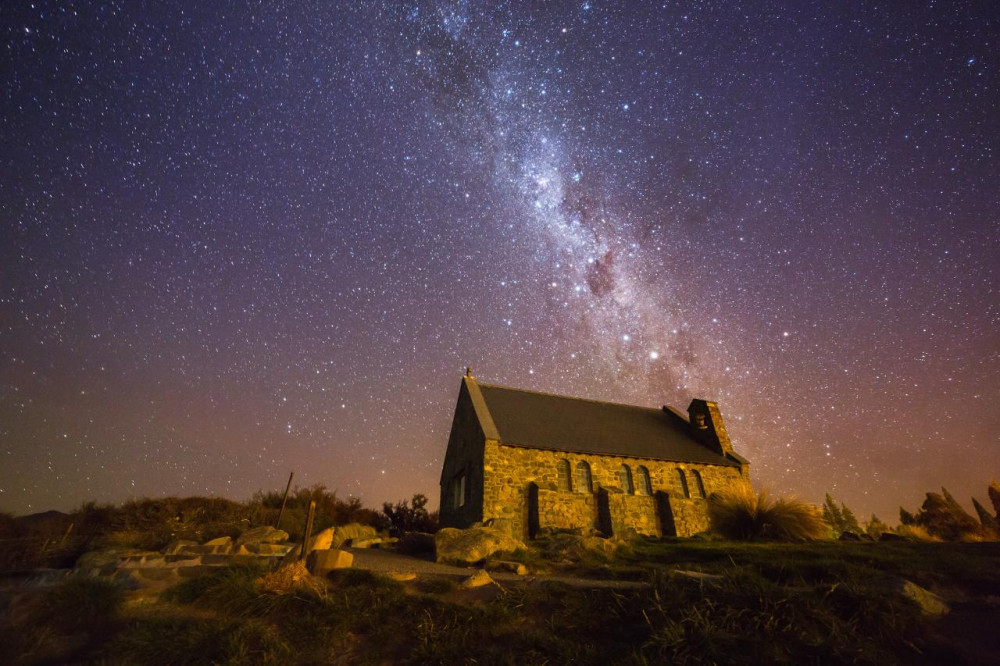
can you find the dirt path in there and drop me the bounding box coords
[345,548,647,589]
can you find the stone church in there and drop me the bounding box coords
[439,374,751,539]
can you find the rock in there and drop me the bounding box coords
[348,538,383,549]
[331,523,378,549]
[388,572,417,582]
[460,570,495,588]
[545,534,616,562]
[306,549,353,576]
[434,527,525,565]
[397,532,436,556]
[839,531,862,541]
[248,543,295,557]
[484,559,529,576]
[887,578,949,616]
[181,543,232,555]
[202,536,233,554]
[879,531,910,542]
[310,527,335,552]
[236,526,288,546]
[163,540,199,555]
[481,518,519,539]
[75,549,147,576]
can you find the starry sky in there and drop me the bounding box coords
[2,1,998,520]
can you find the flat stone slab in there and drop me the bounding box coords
[307,549,354,576]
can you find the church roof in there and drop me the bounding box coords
[474,381,740,466]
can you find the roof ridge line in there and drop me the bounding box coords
[477,381,677,413]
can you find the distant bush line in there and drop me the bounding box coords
[0,485,437,570]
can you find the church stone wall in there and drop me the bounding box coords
[481,441,749,539]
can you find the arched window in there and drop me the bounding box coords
[676,468,690,498]
[636,466,652,496]
[557,459,572,492]
[451,473,467,508]
[619,464,634,494]
[691,469,707,498]
[574,461,593,494]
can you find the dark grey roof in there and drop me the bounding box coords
[476,383,738,466]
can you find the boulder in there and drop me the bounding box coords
[886,578,949,616]
[484,559,529,576]
[388,572,417,582]
[348,538,383,549]
[331,523,378,549]
[203,536,233,554]
[248,543,295,557]
[181,543,232,555]
[397,531,436,556]
[310,527,335,552]
[75,548,149,576]
[163,540,199,555]
[480,518,519,539]
[434,527,525,565]
[306,549,353,576]
[879,531,910,542]
[545,534,616,562]
[460,570,495,588]
[236,526,288,546]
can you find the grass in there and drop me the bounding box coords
[708,485,829,541]
[3,541,998,664]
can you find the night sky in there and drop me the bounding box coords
[2,1,997,520]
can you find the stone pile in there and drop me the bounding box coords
[72,523,383,588]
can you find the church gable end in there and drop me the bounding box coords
[438,377,492,528]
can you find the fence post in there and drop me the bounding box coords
[299,500,316,562]
[275,471,294,529]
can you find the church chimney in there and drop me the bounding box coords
[687,399,734,456]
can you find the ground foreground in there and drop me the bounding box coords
[2,539,998,665]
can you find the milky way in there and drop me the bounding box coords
[2,1,997,520]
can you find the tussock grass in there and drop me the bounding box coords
[708,485,828,541]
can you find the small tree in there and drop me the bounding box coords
[822,494,861,536]
[864,514,889,539]
[383,493,439,534]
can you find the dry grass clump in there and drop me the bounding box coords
[255,561,324,596]
[709,485,828,542]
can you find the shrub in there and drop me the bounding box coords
[893,524,940,542]
[383,493,439,534]
[708,486,828,542]
[898,487,987,541]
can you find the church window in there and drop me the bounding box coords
[636,466,652,495]
[676,468,690,498]
[692,469,707,498]
[574,461,593,494]
[451,473,467,509]
[619,464,634,494]
[557,459,572,492]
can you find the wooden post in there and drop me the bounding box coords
[275,471,294,529]
[299,500,316,562]
[59,522,74,547]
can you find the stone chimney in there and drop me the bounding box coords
[687,399,734,457]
